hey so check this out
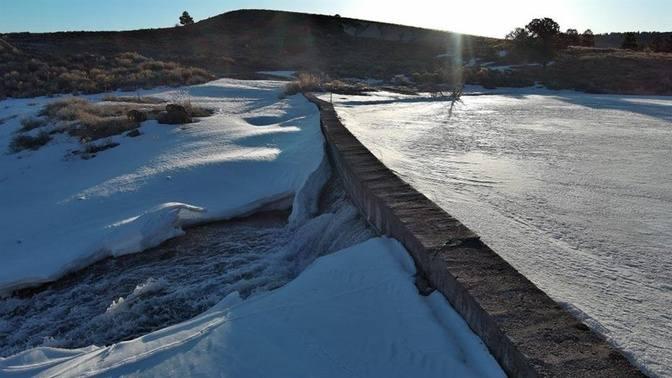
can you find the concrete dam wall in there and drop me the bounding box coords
[305,93,643,377]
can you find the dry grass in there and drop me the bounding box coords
[102,95,167,104]
[37,98,142,141]
[282,72,374,97]
[40,98,150,141]
[9,132,51,152]
[542,47,672,94]
[7,95,214,153]
[1,50,215,99]
[41,97,213,141]
[19,117,47,132]
[282,73,323,96]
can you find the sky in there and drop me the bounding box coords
[1,0,670,37]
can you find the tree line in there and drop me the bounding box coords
[616,32,672,52]
[505,18,595,65]
[507,18,672,64]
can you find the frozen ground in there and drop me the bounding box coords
[0,237,504,378]
[325,88,672,377]
[0,79,324,293]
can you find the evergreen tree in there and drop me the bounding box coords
[179,11,194,26]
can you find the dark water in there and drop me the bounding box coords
[0,177,374,356]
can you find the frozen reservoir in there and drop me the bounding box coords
[327,88,672,377]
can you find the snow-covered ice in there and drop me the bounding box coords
[0,79,323,293]
[323,88,672,377]
[0,237,504,378]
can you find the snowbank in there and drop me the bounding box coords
[0,237,504,378]
[0,79,323,293]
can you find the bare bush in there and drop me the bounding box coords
[19,117,47,132]
[103,95,167,104]
[282,72,323,96]
[7,97,215,153]
[1,51,215,99]
[282,72,374,97]
[9,132,51,152]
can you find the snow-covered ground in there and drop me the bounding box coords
[0,79,504,376]
[323,88,672,377]
[0,79,324,293]
[0,237,504,378]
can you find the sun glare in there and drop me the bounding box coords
[343,0,579,38]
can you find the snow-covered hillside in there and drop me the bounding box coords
[0,237,504,378]
[0,79,324,293]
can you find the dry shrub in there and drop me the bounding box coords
[1,51,215,99]
[20,117,47,132]
[283,72,323,96]
[70,113,138,141]
[10,132,51,152]
[103,95,167,104]
[282,73,374,97]
[40,98,142,141]
[42,97,214,140]
[7,96,215,153]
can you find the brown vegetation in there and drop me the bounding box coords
[8,97,214,153]
[3,10,671,95]
[282,72,375,96]
[403,47,672,95]
[4,10,499,82]
[0,45,215,99]
[9,132,51,152]
[19,117,47,132]
[39,98,141,141]
[102,95,167,104]
[542,47,672,94]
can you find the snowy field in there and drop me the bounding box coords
[0,79,503,376]
[0,238,504,378]
[324,88,672,377]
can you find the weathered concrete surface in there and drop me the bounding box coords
[305,93,644,377]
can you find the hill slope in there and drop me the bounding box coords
[3,9,671,95]
[5,9,499,77]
